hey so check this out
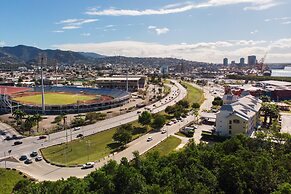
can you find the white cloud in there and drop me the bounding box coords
[81,33,91,36]
[148,25,156,29]
[52,30,64,33]
[265,17,291,23]
[56,18,98,31]
[250,30,259,34]
[62,26,80,30]
[85,0,280,16]
[57,18,98,25]
[0,41,5,46]
[53,38,291,63]
[155,27,170,35]
[148,26,170,35]
[282,21,291,25]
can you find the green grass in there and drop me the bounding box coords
[164,85,171,95]
[163,79,171,85]
[0,168,25,194]
[41,128,117,166]
[175,132,188,138]
[181,82,205,105]
[41,120,152,166]
[13,93,96,105]
[146,136,181,156]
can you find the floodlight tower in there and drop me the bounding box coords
[126,68,129,92]
[38,53,47,114]
[52,59,58,86]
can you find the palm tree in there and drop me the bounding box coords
[12,109,26,126]
[33,114,42,133]
[24,115,35,135]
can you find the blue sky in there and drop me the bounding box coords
[1,0,291,63]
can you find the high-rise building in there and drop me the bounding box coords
[248,55,256,66]
[223,58,228,66]
[240,58,245,65]
[160,65,169,75]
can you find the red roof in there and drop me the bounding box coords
[0,86,31,95]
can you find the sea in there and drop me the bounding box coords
[271,66,291,77]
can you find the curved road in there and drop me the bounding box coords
[0,80,188,180]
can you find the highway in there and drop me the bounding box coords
[0,80,187,179]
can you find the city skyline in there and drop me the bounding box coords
[1,0,291,63]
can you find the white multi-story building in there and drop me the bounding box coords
[216,95,261,137]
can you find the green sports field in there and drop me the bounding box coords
[13,93,96,105]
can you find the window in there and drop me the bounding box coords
[229,120,232,124]
[229,130,232,134]
[233,119,240,124]
[229,125,232,129]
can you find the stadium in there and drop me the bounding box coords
[0,86,130,115]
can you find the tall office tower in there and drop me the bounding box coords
[248,55,257,66]
[223,58,228,66]
[240,58,245,65]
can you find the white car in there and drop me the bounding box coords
[35,156,43,161]
[82,162,95,169]
[147,137,153,142]
[74,127,81,131]
[161,129,167,134]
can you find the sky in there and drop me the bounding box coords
[0,0,291,63]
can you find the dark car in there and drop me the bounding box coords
[24,158,33,164]
[14,141,23,145]
[19,155,28,161]
[12,135,18,139]
[38,135,47,140]
[76,134,83,138]
[4,136,13,141]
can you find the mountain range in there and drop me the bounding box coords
[0,45,206,70]
[0,45,105,68]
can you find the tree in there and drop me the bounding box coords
[272,183,291,194]
[192,103,200,109]
[152,114,166,129]
[193,109,199,124]
[212,97,223,106]
[113,128,132,146]
[12,109,26,126]
[33,114,42,132]
[261,103,279,126]
[138,111,152,126]
[177,100,189,109]
[23,115,35,134]
[260,95,271,102]
[85,112,106,123]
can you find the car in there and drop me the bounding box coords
[161,129,167,134]
[12,135,17,139]
[4,136,12,141]
[76,134,83,138]
[24,158,33,164]
[166,121,174,126]
[14,141,23,145]
[82,162,94,169]
[137,111,141,114]
[19,155,28,161]
[30,151,38,157]
[74,127,81,131]
[38,135,47,140]
[35,156,43,161]
[147,137,153,142]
